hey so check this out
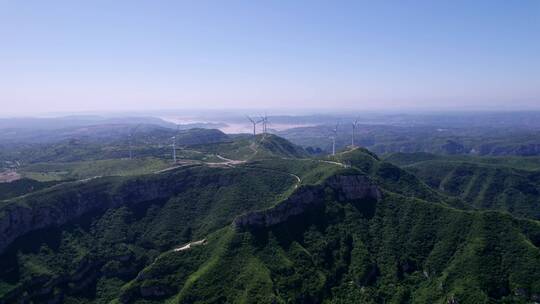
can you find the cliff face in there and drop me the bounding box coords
[0,176,182,254]
[0,170,382,254]
[233,174,382,230]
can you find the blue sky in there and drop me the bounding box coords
[1,0,539,114]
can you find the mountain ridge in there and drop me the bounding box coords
[1,138,539,303]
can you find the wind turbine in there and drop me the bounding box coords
[171,135,176,163]
[128,124,141,160]
[171,125,180,163]
[331,123,339,156]
[351,119,359,147]
[259,113,269,134]
[246,116,258,136]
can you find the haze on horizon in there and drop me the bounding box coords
[1,0,539,116]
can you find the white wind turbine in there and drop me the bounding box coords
[331,123,339,156]
[128,124,141,160]
[259,113,269,134]
[351,119,359,147]
[171,125,179,163]
[246,116,259,136]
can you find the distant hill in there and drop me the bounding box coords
[175,128,230,146]
[0,116,176,130]
[278,124,540,156]
[402,159,540,220]
[385,152,540,171]
[192,133,308,161]
[254,134,309,159]
[383,152,443,166]
[0,127,231,165]
[0,123,166,144]
[384,152,540,220]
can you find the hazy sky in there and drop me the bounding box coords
[1,0,539,115]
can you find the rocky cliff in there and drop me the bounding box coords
[0,175,184,255]
[233,174,382,230]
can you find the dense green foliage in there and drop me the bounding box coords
[0,127,229,169]
[174,129,230,147]
[125,187,540,304]
[409,161,540,220]
[331,148,447,204]
[193,133,308,161]
[384,153,540,220]
[18,158,171,182]
[1,137,540,304]
[0,178,61,200]
[385,152,540,171]
[0,165,297,302]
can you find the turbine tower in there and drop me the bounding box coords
[351,119,359,147]
[128,124,141,160]
[331,123,339,156]
[246,116,258,136]
[259,113,269,134]
[172,125,179,163]
[171,135,176,163]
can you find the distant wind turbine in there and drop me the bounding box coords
[128,124,142,160]
[351,119,359,147]
[331,123,339,156]
[246,116,259,136]
[259,113,269,134]
[172,125,179,163]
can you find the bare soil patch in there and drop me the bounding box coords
[0,170,21,183]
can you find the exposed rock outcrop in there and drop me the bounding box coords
[233,174,382,230]
[0,174,186,254]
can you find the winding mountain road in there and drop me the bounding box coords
[174,239,207,252]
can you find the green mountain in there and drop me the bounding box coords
[119,151,540,304]
[193,133,308,161]
[0,163,299,302]
[0,143,539,303]
[385,153,540,220]
[385,152,540,171]
[174,128,230,147]
[277,123,540,156]
[0,178,61,200]
[0,127,230,166]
